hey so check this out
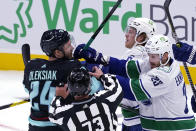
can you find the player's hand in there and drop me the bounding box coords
[73,44,108,65]
[191,95,196,113]
[56,84,70,99]
[172,42,193,63]
[89,66,103,79]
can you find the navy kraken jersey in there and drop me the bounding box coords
[23,58,81,127]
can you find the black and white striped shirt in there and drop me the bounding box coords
[49,74,123,131]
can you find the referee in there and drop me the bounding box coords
[49,67,123,131]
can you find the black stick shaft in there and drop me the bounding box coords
[22,44,31,66]
[0,44,32,110]
[83,0,123,50]
[119,103,139,114]
[0,99,30,110]
[164,0,196,99]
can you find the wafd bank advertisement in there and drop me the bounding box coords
[0,0,196,74]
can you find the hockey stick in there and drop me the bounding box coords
[83,0,123,50]
[0,99,30,110]
[82,0,139,113]
[22,44,31,66]
[164,0,196,99]
[0,44,31,110]
[119,103,139,115]
[19,44,31,104]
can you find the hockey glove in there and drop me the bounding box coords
[172,42,195,64]
[74,44,110,65]
[191,95,196,113]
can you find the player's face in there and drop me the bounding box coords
[125,27,136,49]
[148,53,161,69]
[63,40,74,59]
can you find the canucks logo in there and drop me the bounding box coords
[0,0,33,44]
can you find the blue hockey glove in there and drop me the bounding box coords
[172,42,193,63]
[191,95,196,113]
[74,44,110,65]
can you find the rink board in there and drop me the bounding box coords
[0,0,196,85]
[0,53,195,85]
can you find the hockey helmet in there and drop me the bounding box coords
[125,18,157,44]
[67,67,91,96]
[145,34,172,65]
[40,29,72,56]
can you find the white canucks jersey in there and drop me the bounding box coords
[125,58,196,130]
[122,45,148,61]
[121,45,147,126]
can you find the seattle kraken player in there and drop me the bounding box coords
[23,29,81,131]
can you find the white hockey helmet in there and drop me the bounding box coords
[126,18,157,45]
[145,34,172,66]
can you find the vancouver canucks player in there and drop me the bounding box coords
[74,34,196,130]
[119,18,156,130]
[74,17,157,131]
[120,34,196,130]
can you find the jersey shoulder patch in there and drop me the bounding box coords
[156,66,172,73]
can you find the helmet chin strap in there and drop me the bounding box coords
[160,55,171,66]
[134,34,148,45]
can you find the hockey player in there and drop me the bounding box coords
[173,42,196,114]
[23,29,82,131]
[74,34,196,130]
[74,17,157,131]
[49,67,123,131]
[172,42,196,64]
[122,34,196,130]
[118,17,156,131]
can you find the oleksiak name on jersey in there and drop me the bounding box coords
[29,70,57,81]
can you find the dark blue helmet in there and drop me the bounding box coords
[40,29,70,57]
[67,68,91,96]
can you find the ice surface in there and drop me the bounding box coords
[0,71,194,131]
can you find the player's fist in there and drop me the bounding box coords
[56,84,69,99]
[74,44,108,65]
[89,66,104,79]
